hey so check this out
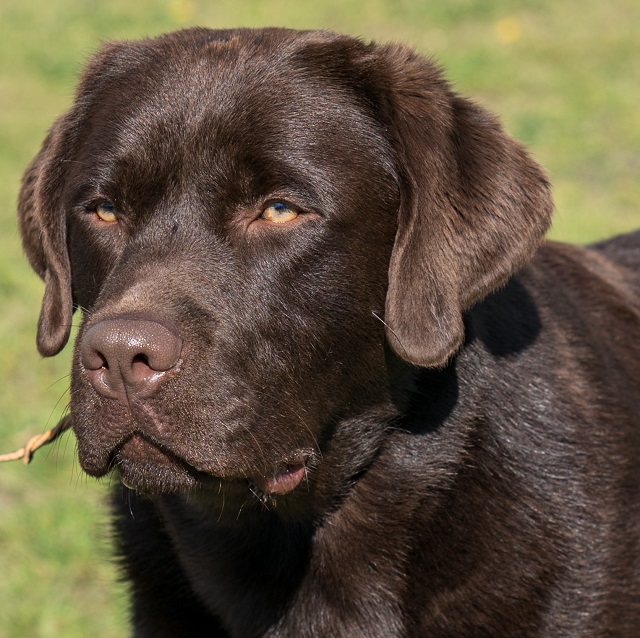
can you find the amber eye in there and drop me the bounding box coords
[261,202,299,224]
[95,201,117,223]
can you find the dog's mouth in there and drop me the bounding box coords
[111,433,309,497]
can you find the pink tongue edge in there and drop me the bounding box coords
[256,464,306,495]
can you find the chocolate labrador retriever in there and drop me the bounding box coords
[18,27,640,636]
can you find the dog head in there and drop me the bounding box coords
[18,28,552,508]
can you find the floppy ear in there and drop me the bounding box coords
[18,116,74,357]
[17,40,142,358]
[376,45,553,367]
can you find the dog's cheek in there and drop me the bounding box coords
[68,219,122,310]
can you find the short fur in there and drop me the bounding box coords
[18,28,640,637]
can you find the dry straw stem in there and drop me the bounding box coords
[0,415,72,464]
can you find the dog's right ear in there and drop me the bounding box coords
[17,40,132,358]
[18,117,74,357]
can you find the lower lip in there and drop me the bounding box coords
[254,463,307,495]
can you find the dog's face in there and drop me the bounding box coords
[18,28,552,509]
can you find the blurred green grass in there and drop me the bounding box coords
[0,0,638,635]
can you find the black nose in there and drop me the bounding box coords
[81,318,183,400]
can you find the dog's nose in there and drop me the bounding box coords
[81,319,182,400]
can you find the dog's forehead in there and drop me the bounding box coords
[86,30,374,144]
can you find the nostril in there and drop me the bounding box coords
[130,353,158,385]
[83,348,109,371]
[132,353,150,367]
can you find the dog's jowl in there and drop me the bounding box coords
[18,28,640,637]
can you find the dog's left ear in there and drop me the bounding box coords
[369,44,553,367]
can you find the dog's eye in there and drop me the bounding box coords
[261,202,299,224]
[95,201,117,223]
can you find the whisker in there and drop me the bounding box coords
[371,310,409,359]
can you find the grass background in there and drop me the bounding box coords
[0,0,638,635]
